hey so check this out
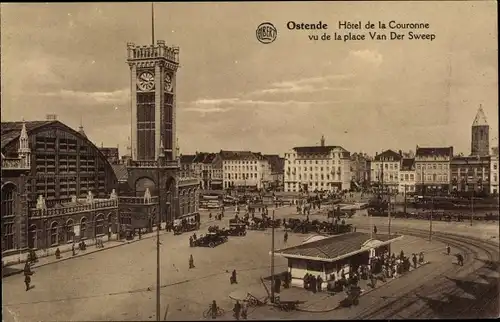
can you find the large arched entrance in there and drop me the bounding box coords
[165,177,176,223]
[135,177,156,197]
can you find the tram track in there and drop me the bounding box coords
[349,224,498,319]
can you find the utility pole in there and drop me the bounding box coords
[156,150,163,321]
[270,209,275,303]
[470,181,475,226]
[403,184,407,214]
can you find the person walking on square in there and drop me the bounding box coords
[284,231,288,244]
[446,245,451,256]
[373,225,378,234]
[189,254,195,269]
[72,243,76,256]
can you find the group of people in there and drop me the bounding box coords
[302,273,324,293]
[188,233,198,247]
[369,250,426,285]
[208,212,224,221]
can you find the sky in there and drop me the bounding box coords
[1,1,498,157]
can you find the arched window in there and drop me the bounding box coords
[81,217,87,239]
[50,222,59,245]
[95,214,104,235]
[1,184,16,251]
[66,219,74,242]
[135,177,156,197]
[1,184,15,217]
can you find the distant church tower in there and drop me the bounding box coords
[127,40,180,161]
[471,105,489,156]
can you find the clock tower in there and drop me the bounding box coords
[127,40,179,161]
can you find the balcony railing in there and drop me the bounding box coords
[2,157,30,170]
[127,159,180,169]
[29,199,118,218]
[119,196,159,205]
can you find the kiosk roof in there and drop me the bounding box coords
[274,232,403,262]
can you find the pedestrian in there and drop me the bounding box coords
[72,243,76,256]
[231,269,238,284]
[317,275,323,292]
[311,274,317,293]
[211,300,218,319]
[284,231,288,244]
[446,245,451,255]
[189,254,195,269]
[55,248,61,259]
[373,225,378,234]
[24,274,31,291]
[241,300,248,320]
[233,300,241,320]
[139,229,142,239]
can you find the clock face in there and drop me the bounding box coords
[164,73,173,92]
[137,71,155,91]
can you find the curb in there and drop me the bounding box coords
[2,231,164,278]
[295,262,431,313]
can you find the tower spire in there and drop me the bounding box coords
[151,2,155,45]
[472,104,488,127]
[320,134,325,147]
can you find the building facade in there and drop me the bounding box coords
[1,122,120,255]
[471,105,489,157]
[491,155,499,195]
[263,154,285,191]
[221,151,268,190]
[370,150,402,193]
[450,156,491,197]
[399,158,416,194]
[284,138,351,193]
[1,120,118,204]
[415,147,453,195]
[350,152,371,189]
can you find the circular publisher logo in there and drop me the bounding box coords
[256,22,277,44]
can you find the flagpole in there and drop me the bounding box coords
[151,2,155,45]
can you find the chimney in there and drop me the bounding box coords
[375,152,378,156]
[398,150,402,156]
[46,114,58,121]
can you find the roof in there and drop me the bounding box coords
[293,145,344,154]
[180,154,196,164]
[416,147,453,157]
[401,158,415,171]
[451,155,491,164]
[111,164,128,182]
[472,106,488,127]
[374,149,402,162]
[219,150,265,161]
[193,152,217,164]
[274,232,403,262]
[1,121,56,150]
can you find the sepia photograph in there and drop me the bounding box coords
[1,1,498,321]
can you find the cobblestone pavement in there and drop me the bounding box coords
[2,205,491,321]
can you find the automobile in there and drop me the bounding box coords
[227,223,247,236]
[194,232,228,248]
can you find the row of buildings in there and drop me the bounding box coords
[179,151,285,191]
[284,106,499,196]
